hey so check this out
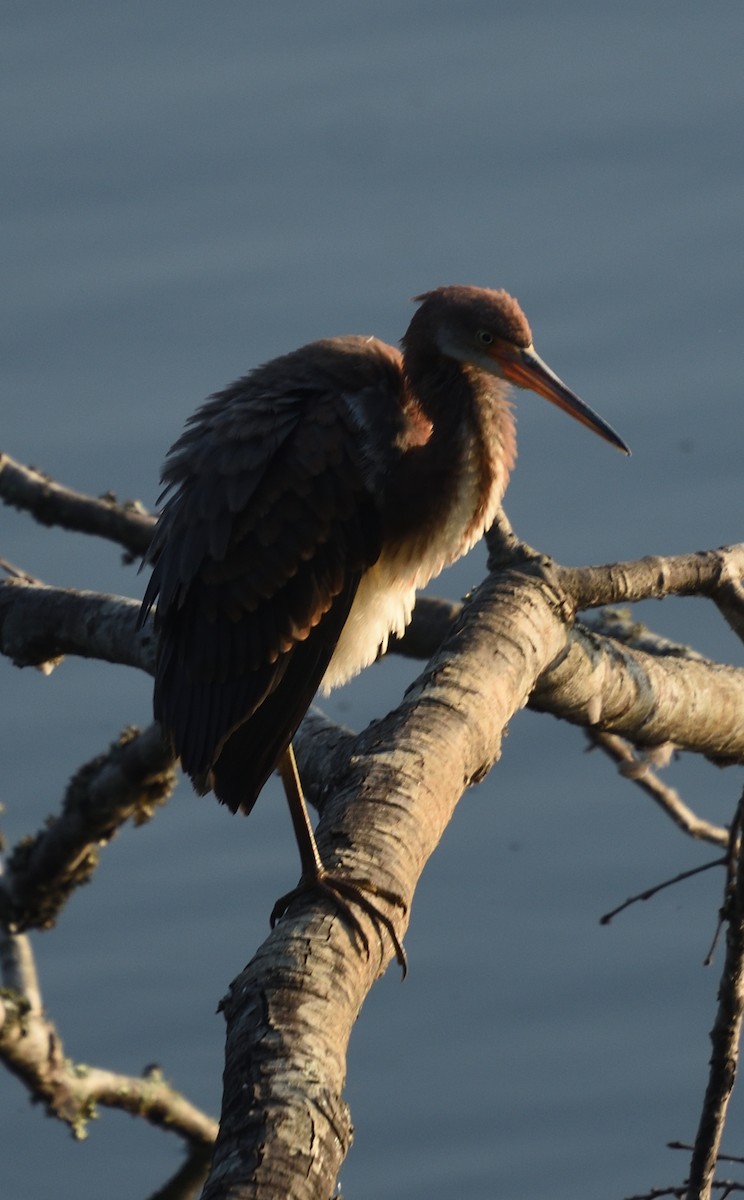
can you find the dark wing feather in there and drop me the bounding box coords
[203,570,359,812]
[139,337,405,814]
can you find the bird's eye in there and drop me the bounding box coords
[477,330,494,346]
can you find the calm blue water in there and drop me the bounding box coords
[2,3,744,1197]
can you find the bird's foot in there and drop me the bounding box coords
[270,868,408,978]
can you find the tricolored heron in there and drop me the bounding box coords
[139,285,628,970]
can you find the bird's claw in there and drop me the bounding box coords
[270,870,408,978]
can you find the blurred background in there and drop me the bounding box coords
[2,3,743,1197]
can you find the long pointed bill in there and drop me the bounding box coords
[493,343,630,455]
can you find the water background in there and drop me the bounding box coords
[2,4,744,1197]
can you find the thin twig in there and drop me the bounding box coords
[624,1187,687,1199]
[683,792,744,1198]
[670,1143,744,1166]
[590,731,729,847]
[0,557,44,585]
[625,1185,744,1199]
[600,859,726,925]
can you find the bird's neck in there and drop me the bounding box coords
[383,349,516,564]
[405,346,517,493]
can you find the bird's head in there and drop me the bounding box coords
[407,285,630,455]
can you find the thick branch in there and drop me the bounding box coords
[5,467,744,1194]
[4,571,744,769]
[201,545,744,1195]
[531,623,744,763]
[0,578,154,672]
[487,516,744,615]
[202,565,574,1198]
[561,544,744,610]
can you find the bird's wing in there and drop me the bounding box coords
[140,341,402,813]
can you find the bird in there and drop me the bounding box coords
[138,285,629,971]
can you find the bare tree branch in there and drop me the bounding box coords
[625,1184,744,1199]
[561,544,744,610]
[589,731,729,847]
[583,608,710,662]
[0,907,43,1016]
[685,796,744,1200]
[531,619,744,763]
[199,546,744,1196]
[672,1142,744,1166]
[713,574,744,647]
[5,457,744,1194]
[0,451,154,558]
[200,563,603,1197]
[5,567,744,767]
[600,859,726,926]
[146,1148,213,1200]
[0,920,217,1144]
[1,724,176,931]
[0,578,153,672]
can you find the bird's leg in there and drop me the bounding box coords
[270,744,408,976]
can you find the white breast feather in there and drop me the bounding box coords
[321,434,507,692]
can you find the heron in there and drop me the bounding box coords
[138,285,628,971]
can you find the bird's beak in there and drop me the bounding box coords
[490,342,630,455]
